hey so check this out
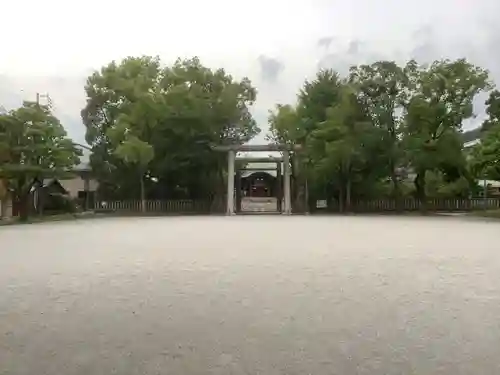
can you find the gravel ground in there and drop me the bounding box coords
[1,215,500,375]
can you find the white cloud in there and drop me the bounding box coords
[1,0,499,144]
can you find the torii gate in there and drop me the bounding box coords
[211,144,301,215]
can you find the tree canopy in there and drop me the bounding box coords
[0,101,81,219]
[82,56,259,200]
[268,58,493,210]
[469,89,500,181]
[3,53,500,217]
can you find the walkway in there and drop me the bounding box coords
[241,197,278,213]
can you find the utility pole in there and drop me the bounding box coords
[35,93,52,109]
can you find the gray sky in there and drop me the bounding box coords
[1,0,499,145]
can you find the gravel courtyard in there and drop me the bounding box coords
[1,215,500,375]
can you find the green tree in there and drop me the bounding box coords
[82,56,259,201]
[268,70,346,209]
[82,56,163,200]
[403,59,490,207]
[266,104,299,145]
[268,70,345,146]
[152,57,258,200]
[469,124,500,180]
[469,89,500,181]
[0,102,81,220]
[425,170,471,198]
[481,90,500,132]
[307,86,379,211]
[107,127,154,213]
[268,69,392,210]
[296,70,344,142]
[267,59,492,212]
[349,61,408,207]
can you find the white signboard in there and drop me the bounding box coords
[316,199,327,208]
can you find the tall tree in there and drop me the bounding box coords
[469,124,500,180]
[403,59,491,206]
[82,56,163,199]
[307,85,378,211]
[469,91,500,180]
[152,57,258,200]
[82,56,259,201]
[0,102,81,220]
[268,69,391,210]
[107,127,155,213]
[266,104,299,145]
[481,90,500,132]
[349,61,408,207]
[296,70,344,142]
[268,70,346,208]
[267,69,345,146]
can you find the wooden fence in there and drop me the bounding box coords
[93,200,224,214]
[327,198,500,212]
[93,197,500,215]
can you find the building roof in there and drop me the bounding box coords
[241,170,277,178]
[464,139,481,148]
[479,180,500,188]
[240,162,293,178]
[213,144,301,152]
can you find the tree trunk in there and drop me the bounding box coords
[338,184,344,213]
[346,177,352,212]
[290,155,295,212]
[390,162,402,212]
[17,193,29,222]
[38,189,45,216]
[216,168,225,212]
[0,179,7,219]
[140,174,146,213]
[0,198,5,219]
[304,177,309,214]
[235,170,242,213]
[13,177,31,222]
[414,171,427,213]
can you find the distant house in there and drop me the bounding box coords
[464,138,481,149]
[462,126,482,153]
[462,127,481,144]
[0,163,99,219]
[59,162,98,201]
[240,162,284,197]
[477,180,500,197]
[31,178,71,213]
[0,179,12,219]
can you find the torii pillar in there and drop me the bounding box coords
[283,150,292,215]
[212,144,301,216]
[276,162,282,213]
[226,150,235,215]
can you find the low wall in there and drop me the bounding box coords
[325,198,500,213]
[94,200,225,214]
[92,198,500,215]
